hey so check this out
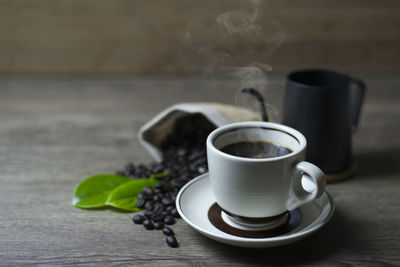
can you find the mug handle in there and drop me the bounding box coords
[350,77,366,133]
[286,161,326,211]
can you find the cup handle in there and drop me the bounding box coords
[350,77,366,133]
[286,161,326,211]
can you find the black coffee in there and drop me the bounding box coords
[220,141,292,159]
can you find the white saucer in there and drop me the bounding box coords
[176,173,335,248]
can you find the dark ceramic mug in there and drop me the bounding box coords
[283,69,366,174]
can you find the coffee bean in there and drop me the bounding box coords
[162,185,171,193]
[145,201,154,211]
[166,235,179,248]
[144,194,154,201]
[154,188,163,194]
[164,215,175,225]
[153,202,164,212]
[155,183,163,190]
[143,219,154,230]
[166,205,175,212]
[162,227,174,236]
[151,213,165,222]
[136,199,145,209]
[171,179,186,188]
[188,153,198,162]
[170,208,180,218]
[153,165,163,173]
[179,176,190,183]
[144,210,153,219]
[153,194,161,202]
[143,187,154,196]
[132,215,144,224]
[162,197,173,206]
[162,211,170,216]
[154,221,164,230]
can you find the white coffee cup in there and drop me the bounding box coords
[206,121,326,223]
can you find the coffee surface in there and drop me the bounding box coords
[220,141,292,159]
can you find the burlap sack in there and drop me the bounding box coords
[138,102,261,161]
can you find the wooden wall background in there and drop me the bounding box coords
[0,0,399,75]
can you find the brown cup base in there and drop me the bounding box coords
[208,203,302,238]
[220,207,289,225]
[326,162,357,183]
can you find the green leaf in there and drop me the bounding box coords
[150,173,169,180]
[106,177,161,211]
[72,174,131,208]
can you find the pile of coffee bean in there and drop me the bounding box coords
[116,114,216,248]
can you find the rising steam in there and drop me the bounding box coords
[184,0,285,119]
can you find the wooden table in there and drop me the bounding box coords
[1,75,399,266]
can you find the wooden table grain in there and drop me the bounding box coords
[1,75,399,266]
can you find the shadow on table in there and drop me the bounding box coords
[194,208,370,265]
[354,148,400,179]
